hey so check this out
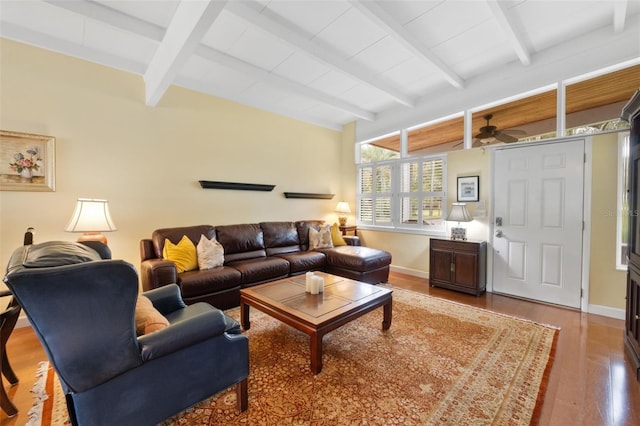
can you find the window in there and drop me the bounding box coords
[618,131,630,269]
[357,154,446,233]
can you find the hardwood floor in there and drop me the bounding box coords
[1,271,639,425]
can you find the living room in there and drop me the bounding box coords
[1,0,640,424]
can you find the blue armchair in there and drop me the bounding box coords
[3,241,248,426]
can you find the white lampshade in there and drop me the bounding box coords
[335,201,351,214]
[65,198,116,244]
[446,203,473,223]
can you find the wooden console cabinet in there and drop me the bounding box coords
[429,238,486,296]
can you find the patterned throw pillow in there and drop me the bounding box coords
[162,235,198,273]
[197,234,224,270]
[308,224,334,250]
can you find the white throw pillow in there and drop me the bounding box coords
[308,225,334,250]
[196,234,224,270]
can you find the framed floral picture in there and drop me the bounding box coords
[1,130,56,191]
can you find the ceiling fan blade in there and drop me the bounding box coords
[495,131,518,143]
[501,129,527,136]
[475,130,494,139]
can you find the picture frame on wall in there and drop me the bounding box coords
[1,130,56,192]
[457,176,479,202]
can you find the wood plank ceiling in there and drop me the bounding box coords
[372,64,640,153]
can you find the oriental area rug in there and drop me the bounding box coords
[30,287,558,426]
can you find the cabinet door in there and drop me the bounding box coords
[453,251,478,289]
[627,267,640,356]
[431,247,453,283]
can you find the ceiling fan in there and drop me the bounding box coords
[474,114,526,145]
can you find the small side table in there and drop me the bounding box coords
[339,225,357,236]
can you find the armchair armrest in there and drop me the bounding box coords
[138,308,227,361]
[142,284,186,315]
[140,258,178,291]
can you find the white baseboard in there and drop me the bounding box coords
[587,304,626,320]
[389,265,429,279]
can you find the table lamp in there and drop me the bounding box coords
[335,201,351,226]
[65,198,117,244]
[446,203,472,240]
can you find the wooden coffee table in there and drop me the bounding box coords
[240,272,392,374]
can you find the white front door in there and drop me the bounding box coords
[492,139,585,308]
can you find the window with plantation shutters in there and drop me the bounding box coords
[357,154,446,233]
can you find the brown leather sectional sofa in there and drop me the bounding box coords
[140,221,392,310]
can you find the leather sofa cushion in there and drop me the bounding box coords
[226,256,290,285]
[152,225,215,259]
[295,220,325,251]
[261,222,301,255]
[322,246,392,272]
[216,224,266,262]
[275,251,327,274]
[179,266,241,298]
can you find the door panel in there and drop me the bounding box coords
[493,140,584,308]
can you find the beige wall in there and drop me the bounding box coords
[0,39,345,278]
[360,137,626,312]
[0,39,626,314]
[590,133,627,309]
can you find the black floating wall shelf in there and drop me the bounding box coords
[283,192,335,199]
[199,181,275,192]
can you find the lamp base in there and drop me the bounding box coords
[338,216,347,226]
[450,227,467,241]
[77,232,108,245]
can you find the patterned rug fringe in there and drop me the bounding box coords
[26,361,50,426]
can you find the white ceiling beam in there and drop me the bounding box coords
[613,0,628,33]
[144,0,227,106]
[226,0,415,107]
[42,0,375,117]
[194,45,376,121]
[349,0,464,90]
[486,0,531,66]
[43,0,165,41]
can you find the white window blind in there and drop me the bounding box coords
[357,155,446,233]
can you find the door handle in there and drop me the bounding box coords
[495,229,503,238]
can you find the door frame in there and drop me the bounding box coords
[487,136,592,312]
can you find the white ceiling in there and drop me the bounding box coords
[1,0,639,134]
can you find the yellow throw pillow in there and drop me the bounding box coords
[330,223,347,246]
[163,235,198,273]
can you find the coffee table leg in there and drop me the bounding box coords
[310,332,323,374]
[382,299,392,330]
[240,301,251,330]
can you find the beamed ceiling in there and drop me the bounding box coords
[372,65,640,153]
[1,0,639,135]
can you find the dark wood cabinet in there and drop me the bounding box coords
[623,89,640,381]
[429,238,486,295]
